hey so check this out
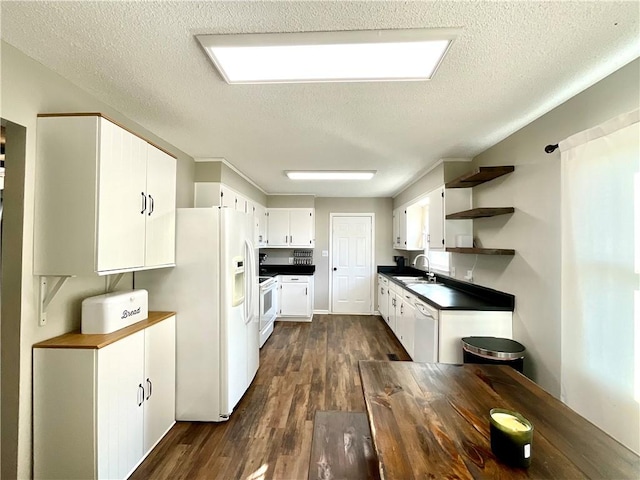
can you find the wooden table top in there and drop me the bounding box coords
[359,361,639,479]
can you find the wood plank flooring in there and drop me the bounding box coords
[130,314,410,480]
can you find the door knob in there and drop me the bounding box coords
[333,267,337,271]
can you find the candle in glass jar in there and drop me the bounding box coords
[489,408,533,468]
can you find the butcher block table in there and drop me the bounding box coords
[358,361,639,479]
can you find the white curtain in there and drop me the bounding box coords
[560,108,640,454]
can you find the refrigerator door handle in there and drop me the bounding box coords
[244,239,255,325]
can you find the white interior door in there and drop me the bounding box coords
[331,215,373,314]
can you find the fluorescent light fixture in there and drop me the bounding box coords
[286,170,376,180]
[196,29,458,84]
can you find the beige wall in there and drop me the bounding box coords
[267,194,315,208]
[392,59,640,397]
[458,58,640,397]
[194,161,223,182]
[195,161,267,206]
[313,197,395,311]
[394,162,444,207]
[0,42,196,479]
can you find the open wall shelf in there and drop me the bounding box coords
[444,165,516,255]
[446,207,515,219]
[445,166,514,188]
[446,247,515,256]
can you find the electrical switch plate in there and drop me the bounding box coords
[451,267,456,277]
[322,250,329,257]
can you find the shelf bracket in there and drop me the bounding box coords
[107,273,126,293]
[39,276,72,327]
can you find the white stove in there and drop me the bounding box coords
[258,276,277,347]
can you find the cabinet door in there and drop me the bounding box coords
[267,210,290,246]
[280,282,310,316]
[289,209,314,247]
[392,209,401,248]
[143,316,176,453]
[378,283,388,321]
[220,185,235,209]
[97,330,145,480]
[255,204,267,246]
[427,187,445,250]
[145,146,177,267]
[406,204,425,250]
[399,208,408,248]
[96,118,147,272]
[388,290,398,332]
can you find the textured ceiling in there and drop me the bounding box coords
[1,1,639,197]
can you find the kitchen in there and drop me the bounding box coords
[1,2,640,479]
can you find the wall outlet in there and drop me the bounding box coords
[464,270,473,282]
[322,250,329,257]
[288,257,293,264]
[450,267,456,277]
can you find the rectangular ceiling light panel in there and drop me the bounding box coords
[286,171,376,180]
[196,29,458,84]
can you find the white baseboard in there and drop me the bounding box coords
[313,309,329,314]
[276,317,312,323]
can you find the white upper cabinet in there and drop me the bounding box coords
[254,203,268,247]
[143,145,177,268]
[427,187,445,250]
[266,208,315,248]
[393,205,424,251]
[426,186,472,251]
[34,114,177,276]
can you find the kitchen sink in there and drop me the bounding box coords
[392,276,423,282]
[392,276,440,285]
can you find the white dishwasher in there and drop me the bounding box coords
[413,298,439,363]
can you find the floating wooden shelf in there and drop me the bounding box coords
[446,247,516,256]
[445,166,514,188]
[446,207,515,220]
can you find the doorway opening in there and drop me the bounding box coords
[1,118,27,480]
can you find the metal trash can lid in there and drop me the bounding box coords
[462,336,525,361]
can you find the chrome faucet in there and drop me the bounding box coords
[413,254,436,282]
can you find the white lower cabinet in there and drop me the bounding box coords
[439,310,512,363]
[377,275,389,323]
[278,275,314,319]
[387,283,399,333]
[34,314,176,480]
[381,276,513,363]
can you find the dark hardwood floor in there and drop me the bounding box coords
[130,314,410,480]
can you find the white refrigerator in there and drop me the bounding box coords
[136,207,259,421]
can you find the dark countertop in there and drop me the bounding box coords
[260,264,315,276]
[378,265,514,311]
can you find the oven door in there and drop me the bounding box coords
[260,281,277,327]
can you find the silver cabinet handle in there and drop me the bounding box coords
[146,378,153,400]
[148,194,154,216]
[138,384,144,406]
[305,287,308,295]
[141,192,146,214]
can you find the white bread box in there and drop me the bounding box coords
[81,289,149,334]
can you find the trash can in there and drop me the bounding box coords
[462,337,526,373]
